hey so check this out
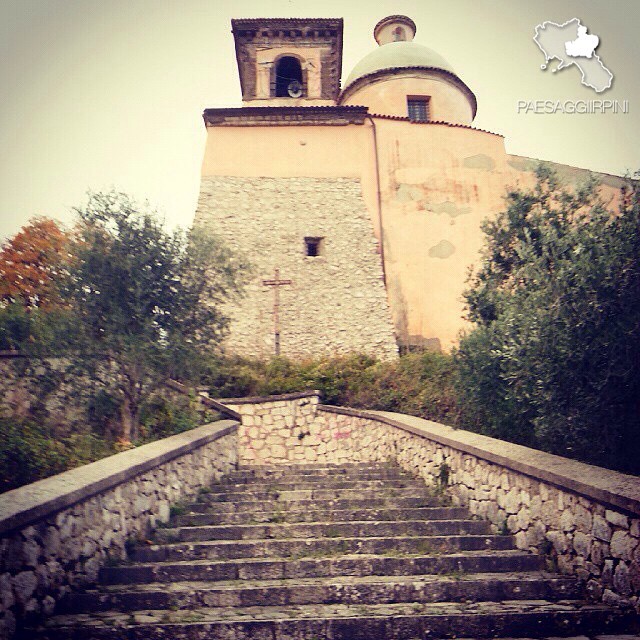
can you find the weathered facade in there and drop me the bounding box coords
[193,15,625,355]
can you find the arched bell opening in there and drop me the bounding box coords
[273,56,305,97]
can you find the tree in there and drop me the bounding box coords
[0,218,77,352]
[456,165,640,473]
[0,217,72,308]
[65,191,248,442]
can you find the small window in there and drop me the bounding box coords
[304,237,324,257]
[407,97,430,122]
[393,26,406,41]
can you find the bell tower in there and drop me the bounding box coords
[231,18,343,106]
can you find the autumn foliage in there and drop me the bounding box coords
[0,217,72,308]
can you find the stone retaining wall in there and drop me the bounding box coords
[223,392,319,465]
[0,420,239,639]
[219,392,640,612]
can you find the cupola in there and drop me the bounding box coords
[340,15,476,124]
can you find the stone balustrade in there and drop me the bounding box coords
[220,391,640,612]
[0,420,238,639]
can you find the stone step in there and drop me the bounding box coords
[200,486,433,503]
[187,494,443,513]
[60,572,581,613]
[235,462,398,475]
[208,477,419,492]
[33,460,639,640]
[37,600,635,639]
[101,550,544,585]
[174,506,471,526]
[130,534,515,562]
[222,469,413,484]
[153,519,492,543]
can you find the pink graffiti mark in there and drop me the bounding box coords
[333,430,352,440]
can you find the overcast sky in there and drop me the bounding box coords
[1,0,638,241]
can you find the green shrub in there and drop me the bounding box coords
[205,351,461,427]
[0,419,68,491]
[138,395,200,442]
[0,392,208,493]
[88,389,121,433]
[0,303,31,350]
[0,419,114,492]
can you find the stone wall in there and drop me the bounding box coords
[219,393,640,612]
[193,176,398,360]
[0,420,238,639]
[0,355,85,433]
[223,391,320,465]
[0,355,237,437]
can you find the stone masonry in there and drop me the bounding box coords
[29,462,636,638]
[193,176,398,360]
[0,421,238,639]
[220,392,640,613]
[223,391,320,465]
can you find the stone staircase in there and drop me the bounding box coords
[33,462,637,639]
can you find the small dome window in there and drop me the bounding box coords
[275,56,304,97]
[408,96,431,122]
[393,26,406,41]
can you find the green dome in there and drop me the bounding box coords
[344,41,456,90]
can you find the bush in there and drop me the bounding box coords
[0,418,113,492]
[0,303,31,350]
[0,392,214,493]
[139,395,201,442]
[204,352,461,426]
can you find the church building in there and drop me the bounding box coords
[193,15,624,358]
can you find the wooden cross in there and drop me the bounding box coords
[262,268,292,356]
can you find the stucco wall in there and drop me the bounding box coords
[193,175,398,360]
[342,72,474,124]
[197,114,626,354]
[372,119,510,348]
[200,123,370,180]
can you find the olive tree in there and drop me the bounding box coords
[66,191,247,442]
[456,166,640,473]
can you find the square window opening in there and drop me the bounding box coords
[305,237,324,257]
[407,97,430,122]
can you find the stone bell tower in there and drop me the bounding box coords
[231,18,343,106]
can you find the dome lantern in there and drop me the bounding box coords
[373,15,417,45]
[340,15,477,124]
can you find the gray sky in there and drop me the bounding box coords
[1,0,638,241]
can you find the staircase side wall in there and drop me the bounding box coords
[222,393,640,611]
[0,422,238,640]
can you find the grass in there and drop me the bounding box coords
[169,501,188,518]
[287,539,350,560]
[438,568,467,581]
[267,508,287,524]
[383,540,443,558]
[180,613,206,623]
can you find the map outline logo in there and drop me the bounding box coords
[534,18,613,93]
